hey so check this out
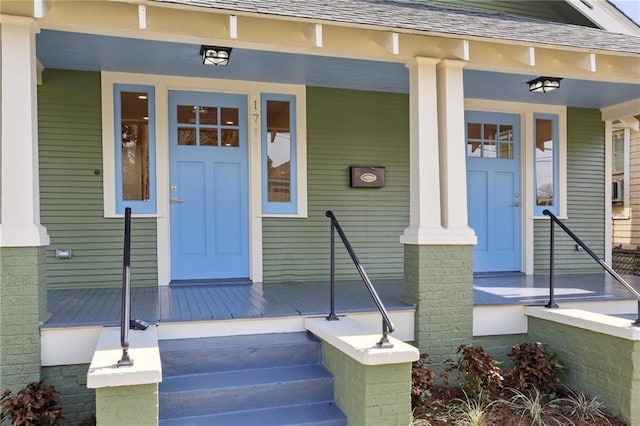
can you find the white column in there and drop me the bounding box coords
[0,15,49,247]
[436,59,476,244]
[401,57,449,244]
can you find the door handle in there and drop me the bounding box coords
[170,197,184,204]
[512,202,521,207]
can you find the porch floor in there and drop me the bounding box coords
[44,279,410,328]
[44,273,640,328]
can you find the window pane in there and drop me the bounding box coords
[467,141,481,157]
[199,106,217,125]
[121,92,150,201]
[178,127,196,145]
[483,142,497,158]
[483,123,497,140]
[500,142,514,159]
[221,129,239,147]
[613,130,625,174]
[177,105,196,124]
[499,124,513,141]
[535,118,554,206]
[266,100,291,202]
[200,128,218,146]
[467,123,481,140]
[221,108,239,126]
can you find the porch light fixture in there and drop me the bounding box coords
[527,76,562,93]
[200,45,232,66]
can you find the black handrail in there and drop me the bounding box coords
[543,209,640,327]
[325,211,395,347]
[118,207,134,367]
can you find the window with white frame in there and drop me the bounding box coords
[533,113,559,216]
[113,84,156,214]
[612,127,629,212]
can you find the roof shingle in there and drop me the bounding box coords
[150,0,640,54]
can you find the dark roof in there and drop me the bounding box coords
[150,0,640,54]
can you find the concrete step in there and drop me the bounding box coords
[159,364,335,418]
[159,402,347,426]
[159,332,347,425]
[159,332,321,377]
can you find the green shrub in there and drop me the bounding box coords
[1,381,64,425]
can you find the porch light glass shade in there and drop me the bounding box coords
[527,76,562,93]
[200,46,232,66]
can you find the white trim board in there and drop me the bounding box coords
[101,71,307,285]
[465,98,567,275]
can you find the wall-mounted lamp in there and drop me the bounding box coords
[526,76,562,93]
[199,45,232,66]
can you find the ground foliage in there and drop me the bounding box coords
[0,382,64,426]
[412,342,629,426]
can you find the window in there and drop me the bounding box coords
[613,129,626,175]
[261,93,297,214]
[533,114,558,216]
[612,127,629,213]
[466,121,515,159]
[114,84,156,214]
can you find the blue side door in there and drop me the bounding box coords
[169,91,249,280]
[466,111,521,272]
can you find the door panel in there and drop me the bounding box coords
[466,111,521,272]
[169,91,249,280]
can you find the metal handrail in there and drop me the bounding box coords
[118,207,134,367]
[325,211,395,347]
[543,209,640,326]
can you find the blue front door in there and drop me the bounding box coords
[466,111,521,272]
[169,91,249,280]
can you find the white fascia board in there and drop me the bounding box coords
[565,0,640,35]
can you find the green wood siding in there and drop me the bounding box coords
[262,87,409,282]
[534,108,605,273]
[38,69,158,289]
[413,0,596,26]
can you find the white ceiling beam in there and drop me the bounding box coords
[33,0,54,19]
[619,116,640,132]
[579,52,597,72]
[601,98,640,121]
[138,5,146,30]
[388,32,399,55]
[229,15,237,39]
[436,39,469,60]
[518,46,535,66]
[307,23,322,47]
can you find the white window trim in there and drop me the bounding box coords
[465,98,567,275]
[611,126,631,220]
[101,71,307,285]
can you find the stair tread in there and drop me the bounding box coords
[159,332,318,353]
[159,401,347,425]
[160,364,332,393]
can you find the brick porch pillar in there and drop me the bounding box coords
[401,57,476,367]
[0,15,50,392]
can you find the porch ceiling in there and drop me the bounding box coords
[36,29,640,109]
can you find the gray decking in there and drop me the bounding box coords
[44,273,640,328]
[473,272,640,306]
[44,279,410,328]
